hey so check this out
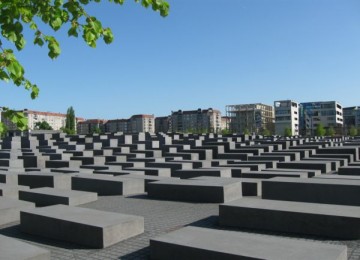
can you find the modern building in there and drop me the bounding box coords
[1,109,84,132]
[274,100,299,136]
[226,103,274,134]
[155,116,171,133]
[171,108,222,133]
[77,119,107,134]
[343,106,360,131]
[104,114,155,134]
[299,101,343,135]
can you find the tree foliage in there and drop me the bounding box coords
[243,128,250,135]
[326,126,335,137]
[349,125,358,137]
[64,106,75,134]
[315,123,326,137]
[34,120,53,130]
[284,127,292,137]
[0,0,169,133]
[261,128,270,136]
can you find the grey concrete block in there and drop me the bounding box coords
[150,226,347,260]
[147,178,242,203]
[263,168,321,177]
[0,234,50,260]
[241,170,308,179]
[173,168,232,179]
[19,187,97,206]
[262,177,360,206]
[220,198,360,239]
[0,171,18,185]
[18,172,71,189]
[72,174,144,195]
[338,166,360,176]
[277,161,332,173]
[0,197,34,225]
[20,205,144,248]
[0,183,30,199]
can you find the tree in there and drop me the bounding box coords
[64,106,76,134]
[243,128,250,135]
[326,126,335,137]
[0,0,169,133]
[284,127,292,137]
[349,125,358,136]
[91,126,102,134]
[315,123,326,137]
[34,121,53,130]
[261,128,270,136]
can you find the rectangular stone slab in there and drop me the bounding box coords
[277,161,332,173]
[262,177,360,206]
[172,168,232,179]
[220,198,360,239]
[17,172,71,189]
[338,166,360,176]
[0,234,50,260]
[20,204,144,248]
[150,226,347,260]
[72,174,144,195]
[241,171,308,179]
[190,176,261,196]
[0,183,30,199]
[0,197,34,225]
[147,178,242,203]
[19,187,98,206]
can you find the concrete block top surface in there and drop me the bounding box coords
[190,176,261,183]
[151,226,347,260]
[22,204,143,227]
[263,177,360,186]
[0,234,50,260]
[222,198,360,217]
[23,187,96,197]
[0,197,34,209]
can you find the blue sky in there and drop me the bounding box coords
[1,0,360,119]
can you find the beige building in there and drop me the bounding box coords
[226,103,274,134]
[171,108,222,133]
[1,109,84,132]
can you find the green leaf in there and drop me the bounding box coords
[15,36,26,50]
[103,28,114,44]
[6,60,24,79]
[50,17,62,31]
[0,71,10,82]
[31,85,39,99]
[34,37,44,46]
[68,27,78,37]
[29,22,37,30]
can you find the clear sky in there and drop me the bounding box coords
[1,0,360,119]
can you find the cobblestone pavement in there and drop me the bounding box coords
[1,194,360,259]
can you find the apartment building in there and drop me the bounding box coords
[274,100,299,136]
[171,108,222,133]
[77,119,107,134]
[105,119,130,133]
[226,103,274,134]
[299,101,343,135]
[155,116,171,133]
[103,114,155,134]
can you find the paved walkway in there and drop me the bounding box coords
[1,194,360,259]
